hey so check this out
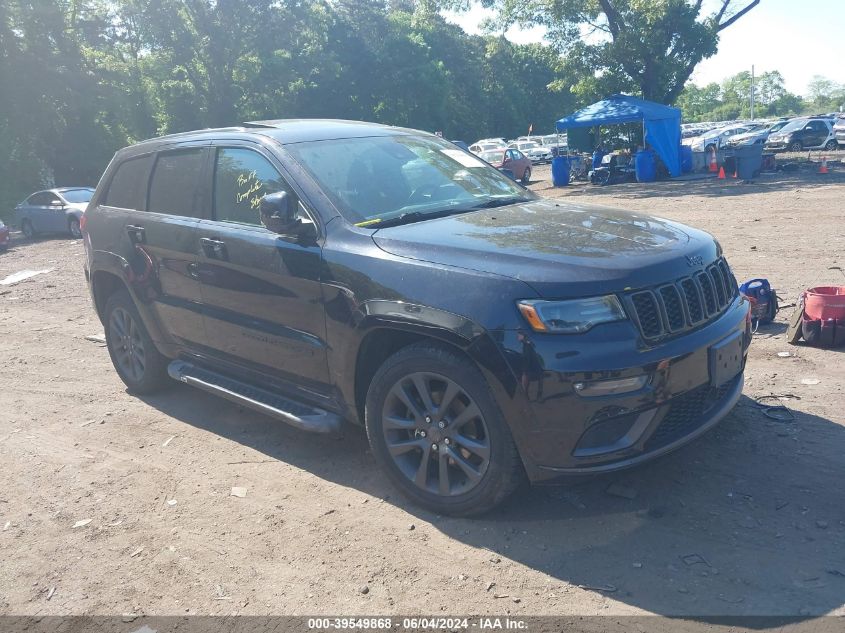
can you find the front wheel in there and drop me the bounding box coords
[365,344,524,516]
[521,167,531,185]
[788,141,803,152]
[104,289,170,394]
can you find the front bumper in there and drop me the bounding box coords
[497,297,750,480]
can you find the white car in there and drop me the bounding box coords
[684,124,753,152]
[469,141,505,155]
[726,121,789,147]
[507,141,552,164]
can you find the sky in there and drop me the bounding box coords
[442,0,845,97]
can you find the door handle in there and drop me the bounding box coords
[187,262,200,279]
[200,237,227,260]
[126,224,146,244]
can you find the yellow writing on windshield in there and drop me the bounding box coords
[236,170,264,209]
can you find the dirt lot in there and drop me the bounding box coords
[1,169,844,620]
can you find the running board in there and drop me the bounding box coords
[167,360,342,435]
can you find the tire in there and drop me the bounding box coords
[365,343,525,516]
[705,144,716,154]
[68,217,82,239]
[21,219,36,240]
[824,140,838,151]
[104,288,170,394]
[521,167,531,185]
[788,141,802,152]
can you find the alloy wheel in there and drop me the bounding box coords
[69,219,82,239]
[108,307,147,383]
[381,372,491,497]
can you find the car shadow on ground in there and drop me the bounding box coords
[536,170,845,201]
[139,387,845,622]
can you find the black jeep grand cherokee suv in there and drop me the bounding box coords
[83,120,750,515]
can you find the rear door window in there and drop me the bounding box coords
[148,149,206,217]
[28,192,54,206]
[212,148,291,226]
[105,155,153,210]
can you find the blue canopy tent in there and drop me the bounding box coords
[555,95,682,177]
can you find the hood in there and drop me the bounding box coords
[372,198,720,299]
[730,131,763,142]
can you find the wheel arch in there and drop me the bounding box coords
[90,269,126,323]
[344,303,539,477]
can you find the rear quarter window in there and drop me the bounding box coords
[104,155,153,210]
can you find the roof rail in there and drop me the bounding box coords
[242,120,281,128]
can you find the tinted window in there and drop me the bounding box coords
[61,188,94,203]
[806,121,827,132]
[28,192,54,205]
[213,148,289,226]
[148,149,205,217]
[105,155,153,210]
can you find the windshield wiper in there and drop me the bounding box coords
[367,196,529,229]
[467,196,529,210]
[372,207,476,228]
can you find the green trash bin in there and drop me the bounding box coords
[734,144,764,180]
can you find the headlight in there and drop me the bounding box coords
[517,296,627,333]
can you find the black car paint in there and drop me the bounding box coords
[83,121,749,481]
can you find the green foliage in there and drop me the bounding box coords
[441,0,759,105]
[677,71,841,122]
[0,0,572,221]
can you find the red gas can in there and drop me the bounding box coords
[803,286,845,321]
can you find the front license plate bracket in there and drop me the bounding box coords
[709,331,743,387]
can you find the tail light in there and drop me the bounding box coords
[80,212,87,234]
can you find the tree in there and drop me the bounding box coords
[441,0,760,104]
[806,75,845,112]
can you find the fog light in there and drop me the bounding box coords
[573,375,649,397]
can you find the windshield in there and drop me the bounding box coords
[480,150,505,163]
[778,119,806,134]
[518,143,539,150]
[61,188,94,203]
[769,121,787,132]
[286,134,533,227]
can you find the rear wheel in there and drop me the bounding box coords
[521,167,531,185]
[365,344,524,516]
[21,219,36,240]
[824,139,838,151]
[68,217,82,239]
[104,289,170,394]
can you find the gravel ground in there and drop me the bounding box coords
[1,168,844,620]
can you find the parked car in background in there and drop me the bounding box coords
[479,148,532,183]
[469,141,504,155]
[0,219,9,250]
[725,120,789,147]
[15,187,94,239]
[684,124,753,153]
[764,118,837,152]
[829,116,845,148]
[507,141,552,164]
[450,140,470,152]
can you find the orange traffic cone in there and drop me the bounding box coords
[819,156,829,174]
[708,148,718,173]
[718,166,726,179]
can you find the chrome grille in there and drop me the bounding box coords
[625,257,738,341]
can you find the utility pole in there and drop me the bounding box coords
[750,65,755,120]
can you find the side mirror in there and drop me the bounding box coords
[259,191,315,239]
